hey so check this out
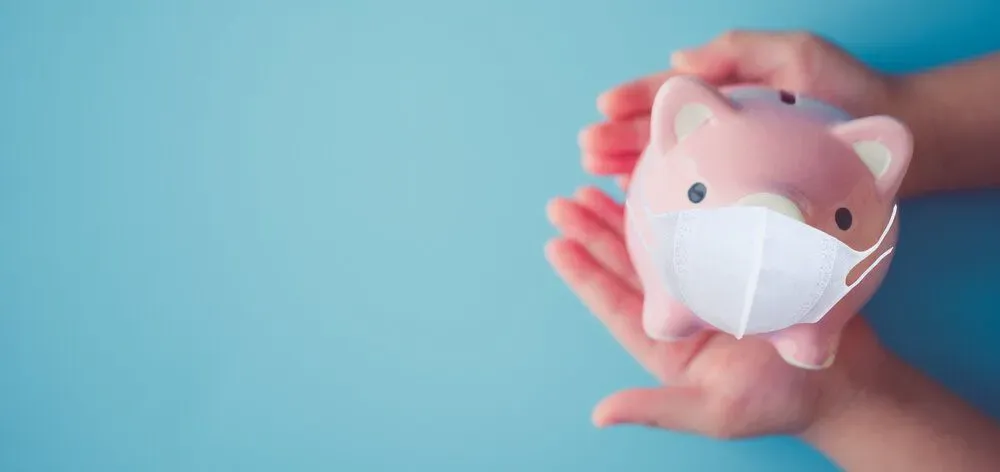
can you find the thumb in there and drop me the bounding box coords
[672,30,799,82]
[592,386,705,430]
[770,328,842,370]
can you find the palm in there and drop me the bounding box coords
[551,29,889,438]
[546,189,830,436]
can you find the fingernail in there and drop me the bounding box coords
[596,91,614,113]
[573,186,600,201]
[645,322,696,342]
[817,340,840,369]
[592,414,615,428]
[817,352,837,369]
[642,311,672,341]
[671,50,693,69]
[775,339,837,370]
[643,308,701,342]
[577,127,589,147]
[774,339,809,368]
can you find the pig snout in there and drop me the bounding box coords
[736,193,804,222]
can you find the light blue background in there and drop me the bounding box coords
[2,1,1000,471]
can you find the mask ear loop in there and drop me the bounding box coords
[845,204,898,290]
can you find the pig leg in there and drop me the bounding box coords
[642,291,702,341]
[767,321,845,370]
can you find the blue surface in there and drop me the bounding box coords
[2,1,1000,471]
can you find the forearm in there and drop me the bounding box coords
[889,52,1000,198]
[801,353,1000,472]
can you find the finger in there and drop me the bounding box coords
[617,175,631,191]
[672,30,801,82]
[597,53,741,121]
[545,238,654,362]
[582,153,639,176]
[768,324,842,370]
[572,186,624,237]
[547,197,639,290]
[578,117,650,155]
[596,71,674,120]
[592,386,706,430]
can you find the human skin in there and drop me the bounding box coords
[578,31,1000,199]
[802,47,1000,471]
[546,189,1000,471]
[551,30,1000,471]
[882,51,1000,197]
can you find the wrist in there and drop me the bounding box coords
[879,71,943,199]
[800,344,1000,471]
[798,347,901,445]
[801,353,926,471]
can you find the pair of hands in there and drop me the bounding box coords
[546,31,895,438]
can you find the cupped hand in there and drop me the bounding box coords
[545,187,887,437]
[580,30,898,189]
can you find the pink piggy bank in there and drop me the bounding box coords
[625,76,912,369]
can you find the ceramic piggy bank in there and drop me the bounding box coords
[625,75,912,369]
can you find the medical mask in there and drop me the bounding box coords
[627,191,896,339]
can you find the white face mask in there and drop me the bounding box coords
[629,195,897,339]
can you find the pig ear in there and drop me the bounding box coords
[649,75,736,152]
[830,116,913,200]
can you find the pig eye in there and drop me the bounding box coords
[835,207,853,230]
[687,182,707,203]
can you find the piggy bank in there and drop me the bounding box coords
[625,75,912,369]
